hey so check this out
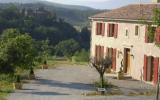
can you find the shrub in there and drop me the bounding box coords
[72,49,89,62]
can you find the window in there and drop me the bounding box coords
[144,55,159,84]
[145,26,156,43]
[135,25,139,36]
[96,23,105,36]
[125,29,129,37]
[106,47,117,71]
[107,23,118,38]
[95,45,104,61]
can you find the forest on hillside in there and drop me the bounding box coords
[0,5,90,55]
[0,4,92,74]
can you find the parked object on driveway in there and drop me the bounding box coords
[28,67,35,80]
[13,75,22,89]
[117,67,124,80]
[42,60,48,69]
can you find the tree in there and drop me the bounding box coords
[0,29,37,73]
[90,56,112,89]
[55,39,80,58]
[150,8,160,100]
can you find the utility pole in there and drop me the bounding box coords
[156,65,160,100]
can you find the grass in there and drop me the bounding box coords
[0,81,14,100]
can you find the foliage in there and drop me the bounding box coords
[73,49,89,62]
[90,56,112,88]
[146,25,155,43]
[77,27,90,50]
[55,39,80,58]
[0,29,37,73]
[153,8,160,26]
[94,80,114,89]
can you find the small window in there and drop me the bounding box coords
[125,29,128,36]
[135,25,139,36]
[109,24,115,37]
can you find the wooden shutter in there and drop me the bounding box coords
[153,57,159,85]
[144,55,148,81]
[155,27,160,43]
[114,24,118,38]
[95,45,98,60]
[145,26,149,43]
[96,23,98,35]
[107,24,110,37]
[101,46,104,58]
[102,23,105,36]
[147,56,153,81]
[106,47,109,57]
[112,49,117,71]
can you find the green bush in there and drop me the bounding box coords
[0,74,15,83]
[72,49,89,62]
[94,80,114,89]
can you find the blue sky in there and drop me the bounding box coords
[46,0,150,9]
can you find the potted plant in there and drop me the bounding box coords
[42,60,48,69]
[13,75,22,89]
[28,67,35,80]
[117,67,124,80]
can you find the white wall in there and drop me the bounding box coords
[90,20,160,81]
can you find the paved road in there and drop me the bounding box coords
[7,65,155,100]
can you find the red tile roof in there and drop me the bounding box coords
[91,4,160,21]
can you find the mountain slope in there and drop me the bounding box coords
[0,0,102,27]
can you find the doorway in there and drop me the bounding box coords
[123,48,131,74]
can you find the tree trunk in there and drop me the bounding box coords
[100,74,104,95]
[100,74,104,88]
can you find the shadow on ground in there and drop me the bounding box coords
[35,78,94,91]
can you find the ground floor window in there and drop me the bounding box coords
[144,55,159,84]
[106,47,117,71]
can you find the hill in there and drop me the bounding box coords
[0,0,103,27]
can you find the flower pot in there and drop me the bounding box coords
[13,82,22,90]
[105,67,111,73]
[117,72,124,80]
[42,64,48,69]
[28,74,35,80]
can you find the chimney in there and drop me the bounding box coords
[152,0,160,3]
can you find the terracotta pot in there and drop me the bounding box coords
[28,74,35,80]
[105,67,111,73]
[117,72,124,80]
[13,82,22,90]
[42,64,48,69]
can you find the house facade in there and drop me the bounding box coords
[90,0,160,85]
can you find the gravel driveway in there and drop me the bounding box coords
[7,64,155,100]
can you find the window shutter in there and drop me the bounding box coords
[101,46,104,58]
[95,45,98,60]
[112,49,117,71]
[144,55,148,81]
[114,24,118,38]
[107,24,110,37]
[102,23,105,36]
[153,57,159,85]
[155,27,160,43]
[145,26,149,43]
[106,47,109,57]
[96,23,99,35]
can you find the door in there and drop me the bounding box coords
[123,48,131,74]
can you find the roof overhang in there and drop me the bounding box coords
[89,17,153,24]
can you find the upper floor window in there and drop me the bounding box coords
[96,23,105,36]
[107,23,118,38]
[145,26,156,43]
[135,25,139,36]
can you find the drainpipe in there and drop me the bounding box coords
[156,65,160,100]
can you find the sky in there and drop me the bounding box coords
[46,0,150,9]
